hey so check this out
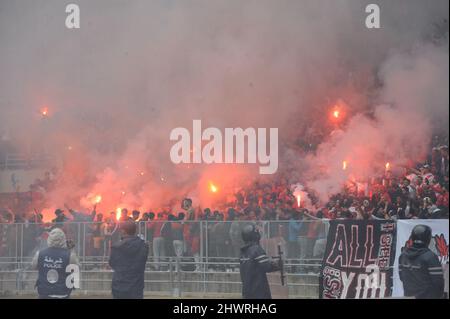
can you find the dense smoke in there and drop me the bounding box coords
[306,42,449,201]
[0,0,448,216]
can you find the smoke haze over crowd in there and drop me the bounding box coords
[0,0,448,214]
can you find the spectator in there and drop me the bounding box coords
[51,209,68,229]
[287,212,301,259]
[148,214,166,270]
[109,220,149,299]
[91,213,106,257]
[132,210,140,222]
[171,213,185,271]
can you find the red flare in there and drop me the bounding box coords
[40,107,49,117]
[333,110,340,118]
[209,182,218,193]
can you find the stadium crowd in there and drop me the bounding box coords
[0,140,448,270]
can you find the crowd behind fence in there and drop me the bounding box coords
[0,220,328,269]
[0,220,327,296]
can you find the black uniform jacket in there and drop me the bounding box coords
[399,245,444,299]
[240,243,279,299]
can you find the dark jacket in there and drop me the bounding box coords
[240,243,279,299]
[109,236,149,299]
[171,222,184,241]
[399,245,444,299]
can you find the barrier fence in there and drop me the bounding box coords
[0,153,52,171]
[0,220,327,297]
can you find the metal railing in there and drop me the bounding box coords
[0,153,52,170]
[0,220,327,298]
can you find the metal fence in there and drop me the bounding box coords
[0,153,53,171]
[0,220,328,298]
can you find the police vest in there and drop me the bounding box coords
[36,247,71,297]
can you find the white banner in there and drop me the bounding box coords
[392,219,449,297]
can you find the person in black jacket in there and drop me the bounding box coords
[239,224,280,299]
[109,220,149,299]
[399,224,444,299]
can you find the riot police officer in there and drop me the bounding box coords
[399,224,444,298]
[239,224,280,299]
[31,228,79,299]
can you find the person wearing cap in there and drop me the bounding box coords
[51,209,68,229]
[31,228,79,299]
[399,224,444,298]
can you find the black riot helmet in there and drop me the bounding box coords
[241,224,261,244]
[410,224,432,247]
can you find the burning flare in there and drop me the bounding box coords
[94,195,102,204]
[385,162,391,171]
[40,107,49,117]
[342,160,348,170]
[296,194,301,208]
[116,208,122,221]
[333,110,340,118]
[209,182,218,193]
